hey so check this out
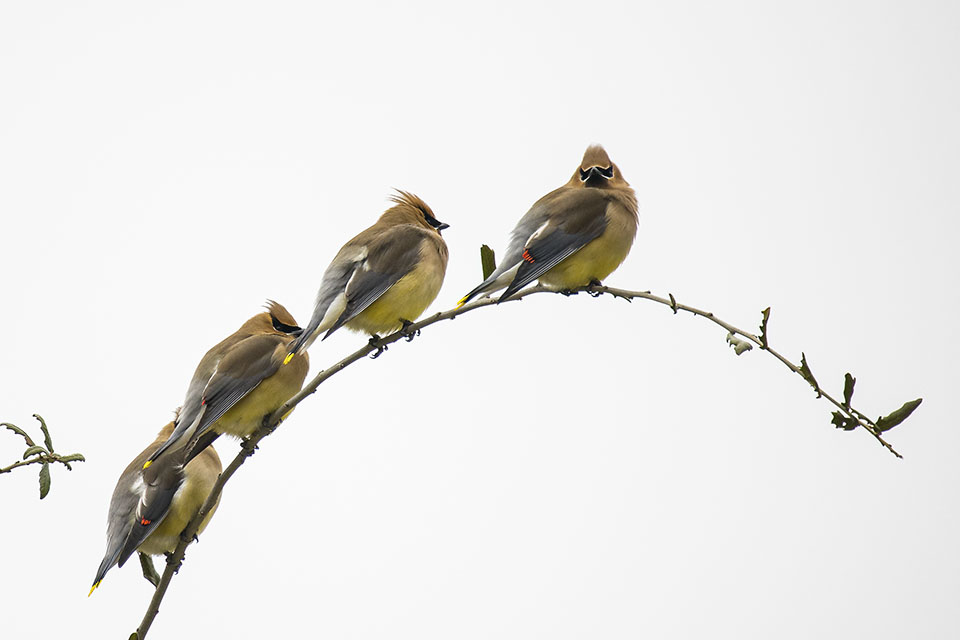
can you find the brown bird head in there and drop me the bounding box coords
[236,301,303,336]
[380,190,449,236]
[264,300,303,336]
[569,144,629,189]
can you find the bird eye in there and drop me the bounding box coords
[579,168,589,181]
[271,316,303,335]
[598,166,614,178]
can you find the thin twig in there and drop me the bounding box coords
[586,284,901,457]
[131,282,906,636]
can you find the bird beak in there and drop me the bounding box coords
[580,166,602,182]
[436,222,450,231]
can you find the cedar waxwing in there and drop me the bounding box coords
[90,419,221,595]
[145,300,310,465]
[287,191,449,354]
[458,145,638,305]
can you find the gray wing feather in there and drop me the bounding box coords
[289,243,366,353]
[323,227,426,338]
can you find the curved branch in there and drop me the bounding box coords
[131,282,912,636]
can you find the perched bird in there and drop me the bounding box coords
[145,300,310,465]
[90,419,221,595]
[103,302,309,585]
[458,145,638,305]
[288,190,449,355]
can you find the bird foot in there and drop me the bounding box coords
[559,289,578,297]
[163,550,184,574]
[586,280,604,297]
[400,320,420,342]
[368,335,388,359]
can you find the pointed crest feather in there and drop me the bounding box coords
[387,189,436,219]
[581,144,611,169]
[264,300,298,327]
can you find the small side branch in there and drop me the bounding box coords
[1,415,85,498]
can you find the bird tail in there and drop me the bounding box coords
[89,546,122,596]
[456,282,491,309]
[285,326,313,362]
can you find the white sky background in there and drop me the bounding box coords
[1,1,958,638]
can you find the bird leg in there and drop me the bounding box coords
[400,319,420,342]
[587,279,604,297]
[368,335,388,359]
[138,552,161,588]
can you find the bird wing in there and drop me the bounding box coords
[117,456,186,567]
[146,333,286,465]
[191,333,287,435]
[288,241,369,354]
[498,190,609,301]
[323,225,427,338]
[457,195,557,305]
[90,452,150,590]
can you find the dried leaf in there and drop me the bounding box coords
[799,353,821,397]
[22,445,46,460]
[726,332,753,355]
[39,462,51,499]
[34,414,53,452]
[759,307,770,348]
[843,373,856,407]
[2,423,35,447]
[876,398,923,433]
[480,244,497,280]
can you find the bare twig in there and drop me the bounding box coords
[131,282,915,636]
[582,284,904,457]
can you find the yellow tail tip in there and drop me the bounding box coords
[283,353,294,365]
[142,460,152,469]
[88,582,100,597]
[455,296,469,309]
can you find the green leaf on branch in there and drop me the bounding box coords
[759,307,770,348]
[843,373,856,407]
[799,353,821,397]
[3,423,35,447]
[22,445,46,459]
[58,453,86,464]
[39,462,51,499]
[480,244,497,280]
[876,398,923,433]
[35,414,53,452]
[831,411,858,431]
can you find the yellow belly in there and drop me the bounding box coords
[346,260,444,336]
[213,351,309,438]
[539,209,637,290]
[139,464,220,556]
